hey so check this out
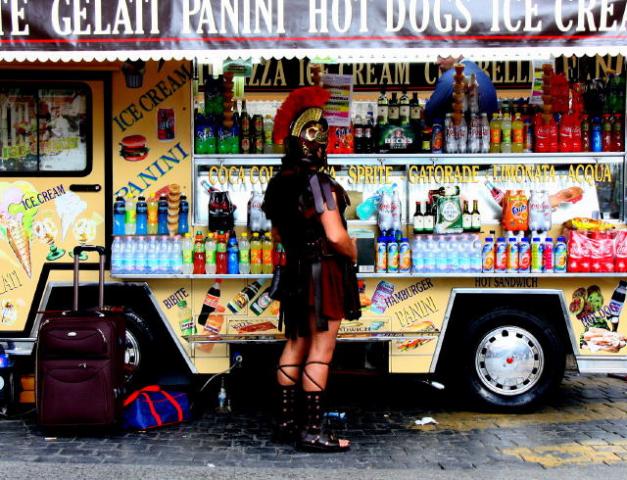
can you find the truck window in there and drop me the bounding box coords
[0,84,91,175]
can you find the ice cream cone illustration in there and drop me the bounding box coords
[0,181,38,278]
[5,216,31,277]
[55,191,87,240]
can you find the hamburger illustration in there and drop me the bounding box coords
[119,135,149,161]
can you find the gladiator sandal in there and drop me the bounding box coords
[272,364,301,444]
[298,361,350,452]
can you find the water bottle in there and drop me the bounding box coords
[458,236,470,272]
[124,237,136,274]
[157,237,168,273]
[113,196,126,236]
[436,238,447,272]
[111,236,123,273]
[181,233,193,274]
[178,194,190,235]
[147,236,159,273]
[135,236,147,274]
[171,236,183,274]
[471,237,483,273]
[411,237,424,273]
[425,236,436,273]
[447,237,460,272]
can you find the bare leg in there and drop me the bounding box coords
[301,315,349,449]
[278,335,311,386]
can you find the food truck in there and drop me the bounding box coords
[2,1,627,412]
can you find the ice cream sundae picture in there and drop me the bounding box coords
[71,217,97,260]
[32,216,65,261]
[0,299,20,326]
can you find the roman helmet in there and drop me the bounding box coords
[272,86,331,168]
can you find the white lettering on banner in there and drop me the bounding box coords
[51,0,159,36]
[0,0,29,36]
[183,0,284,34]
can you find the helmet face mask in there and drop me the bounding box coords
[288,107,328,167]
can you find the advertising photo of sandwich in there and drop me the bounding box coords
[119,134,149,161]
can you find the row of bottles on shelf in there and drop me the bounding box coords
[113,192,189,236]
[195,98,275,155]
[373,233,568,275]
[111,230,285,275]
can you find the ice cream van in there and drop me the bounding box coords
[2,1,627,412]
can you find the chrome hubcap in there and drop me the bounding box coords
[124,330,141,380]
[475,326,544,396]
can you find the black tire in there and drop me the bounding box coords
[460,308,565,411]
[123,309,155,387]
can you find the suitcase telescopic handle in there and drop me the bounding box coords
[73,245,106,312]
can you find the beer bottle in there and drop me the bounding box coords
[412,201,424,234]
[240,99,251,154]
[471,199,481,232]
[388,92,400,126]
[377,88,389,127]
[462,200,472,232]
[399,90,410,126]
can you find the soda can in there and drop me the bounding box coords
[158,108,175,140]
[518,238,531,272]
[376,237,387,273]
[531,238,543,273]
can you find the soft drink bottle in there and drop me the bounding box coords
[399,237,411,273]
[468,114,481,154]
[549,115,558,152]
[147,196,158,235]
[262,232,274,274]
[512,113,524,153]
[500,113,512,153]
[193,231,206,274]
[480,113,490,153]
[157,195,169,235]
[554,236,568,273]
[135,196,148,235]
[378,191,393,232]
[523,118,533,153]
[531,237,543,273]
[125,194,136,235]
[113,196,126,235]
[494,237,507,272]
[181,233,193,274]
[445,113,457,153]
[591,117,603,152]
[489,113,502,153]
[178,194,189,235]
[250,232,262,274]
[602,114,613,152]
[391,190,402,232]
[507,238,519,273]
[612,113,623,152]
[456,116,468,154]
[239,232,251,274]
[518,238,531,272]
[216,233,227,274]
[227,236,239,274]
[205,233,217,274]
[581,114,591,151]
[387,237,399,273]
[467,74,479,113]
[543,238,554,273]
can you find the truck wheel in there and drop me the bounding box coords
[123,309,155,386]
[461,308,565,411]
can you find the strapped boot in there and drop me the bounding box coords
[298,361,350,452]
[272,364,300,444]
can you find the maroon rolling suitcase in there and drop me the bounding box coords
[37,246,125,428]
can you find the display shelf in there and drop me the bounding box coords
[184,331,436,345]
[193,152,626,167]
[111,272,627,280]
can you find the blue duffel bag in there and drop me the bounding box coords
[122,385,191,430]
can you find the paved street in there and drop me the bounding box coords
[1,372,627,479]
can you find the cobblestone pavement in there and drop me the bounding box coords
[1,373,627,474]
